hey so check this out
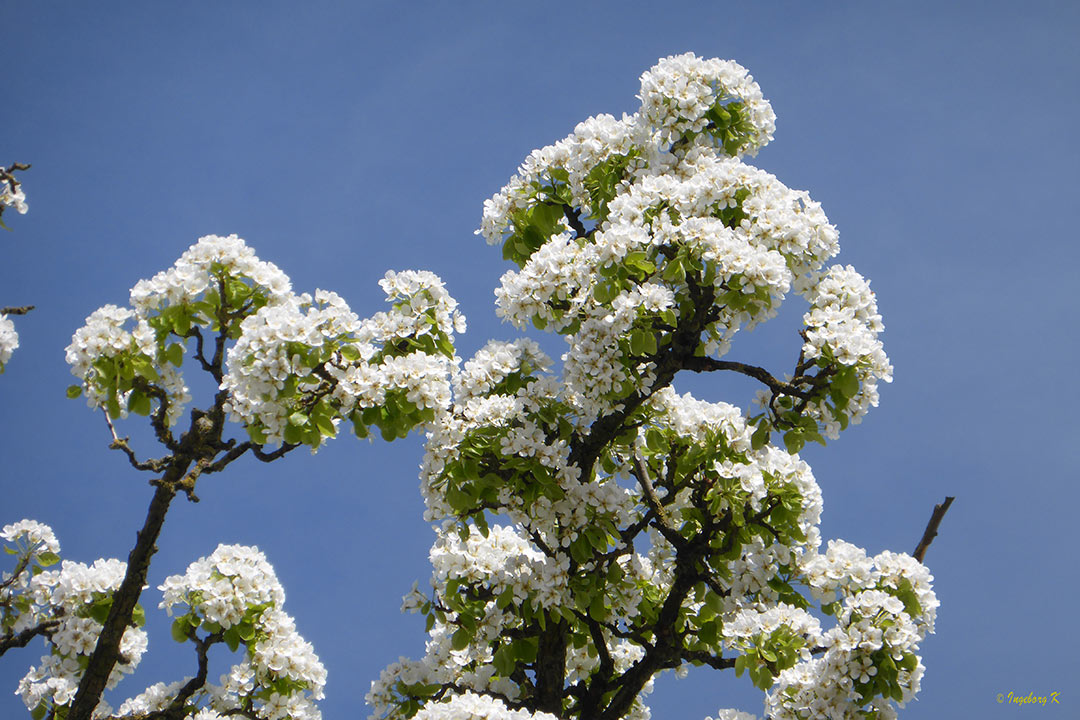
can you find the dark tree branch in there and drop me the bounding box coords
[684,356,809,399]
[679,649,735,670]
[67,479,181,720]
[0,305,34,315]
[913,496,955,563]
[630,445,670,529]
[103,413,169,473]
[561,203,589,239]
[164,631,223,717]
[250,442,300,462]
[535,616,569,716]
[0,619,60,656]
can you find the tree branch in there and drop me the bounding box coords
[0,305,34,315]
[683,356,809,399]
[630,441,670,529]
[0,619,59,656]
[913,496,954,563]
[67,479,181,720]
[103,413,169,473]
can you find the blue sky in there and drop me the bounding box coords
[2,2,1078,718]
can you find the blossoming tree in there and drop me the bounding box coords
[2,54,950,720]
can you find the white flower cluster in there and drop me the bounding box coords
[720,603,822,654]
[159,544,286,626]
[129,233,292,313]
[152,544,326,720]
[370,270,468,345]
[454,339,552,403]
[479,54,851,426]
[3,524,330,720]
[477,114,643,242]
[67,235,465,452]
[796,264,893,437]
[1,520,60,632]
[221,271,463,448]
[65,304,190,425]
[638,53,775,154]
[0,177,28,215]
[760,546,937,719]
[0,314,18,371]
[15,556,147,717]
[706,710,760,720]
[431,525,570,610]
[413,692,558,720]
[66,234,296,427]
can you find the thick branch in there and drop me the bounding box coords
[535,617,569,716]
[67,478,181,720]
[913,496,954,563]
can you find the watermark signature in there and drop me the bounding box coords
[997,692,1060,706]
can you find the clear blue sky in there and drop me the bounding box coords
[2,2,1078,718]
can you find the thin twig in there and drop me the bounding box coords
[103,412,169,472]
[0,305,34,315]
[630,439,671,529]
[913,496,955,563]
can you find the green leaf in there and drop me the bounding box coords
[894,578,923,617]
[751,423,770,450]
[589,593,606,621]
[314,413,337,438]
[834,366,860,400]
[132,355,160,382]
[88,599,112,624]
[224,626,241,652]
[782,430,805,454]
[592,280,620,304]
[514,637,539,663]
[66,385,83,399]
[165,342,184,367]
[493,645,515,676]
[663,257,686,283]
[132,604,146,627]
[451,627,471,651]
[128,390,152,417]
[36,551,60,567]
[31,702,47,720]
[171,617,191,643]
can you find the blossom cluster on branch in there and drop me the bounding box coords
[365,52,930,720]
[3,230,466,719]
[0,314,17,372]
[1,162,31,372]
